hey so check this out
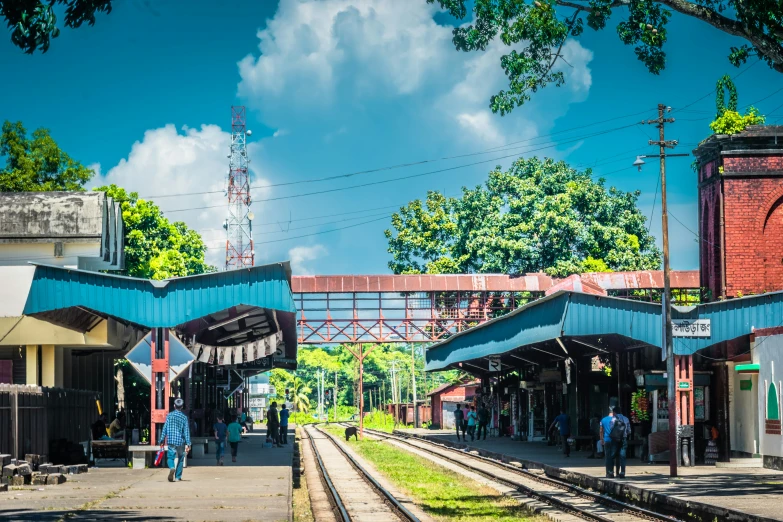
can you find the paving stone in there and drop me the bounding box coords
[8,475,24,486]
[2,464,18,477]
[17,463,32,476]
[0,454,11,467]
[32,474,48,486]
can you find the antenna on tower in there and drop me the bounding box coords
[225,106,254,270]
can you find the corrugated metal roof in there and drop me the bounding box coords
[23,262,296,328]
[425,289,783,371]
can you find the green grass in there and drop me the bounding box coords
[322,426,543,522]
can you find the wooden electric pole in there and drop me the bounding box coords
[642,104,687,478]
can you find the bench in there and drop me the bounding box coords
[91,440,128,467]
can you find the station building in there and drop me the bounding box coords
[425,126,783,470]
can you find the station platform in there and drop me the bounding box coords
[398,428,783,522]
[0,428,294,521]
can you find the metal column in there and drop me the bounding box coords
[150,328,170,445]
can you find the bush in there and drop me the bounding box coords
[710,107,765,135]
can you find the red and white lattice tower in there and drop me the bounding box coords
[224,106,254,269]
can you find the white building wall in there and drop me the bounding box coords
[756,334,783,461]
[0,241,100,268]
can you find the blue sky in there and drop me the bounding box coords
[2,0,782,275]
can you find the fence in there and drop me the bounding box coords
[0,384,100,459]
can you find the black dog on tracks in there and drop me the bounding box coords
[345,426,358,441]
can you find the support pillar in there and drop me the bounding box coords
[55,347,64,388]
[26,345,38,386]
[41,345,55,387]
[675,354,696,466]
[150,328,171,446]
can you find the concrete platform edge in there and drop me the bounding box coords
[400,431,778,522]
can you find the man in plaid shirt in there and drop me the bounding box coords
[161,398,191,482]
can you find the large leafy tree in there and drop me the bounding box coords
[95,184,215,280]
[1,0,112,53]
[427,0,783,114]
[385,156,661,276]
[0,120,93,191]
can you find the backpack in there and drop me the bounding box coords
[609,416,627,441]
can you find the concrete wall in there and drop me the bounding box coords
[728,361,759,455]
[755,334,783,468]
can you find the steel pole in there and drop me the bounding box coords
[411,344,419,428]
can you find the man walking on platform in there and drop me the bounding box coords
[600,407,616,478]
[161,398,191,482]
[611,406,631,477]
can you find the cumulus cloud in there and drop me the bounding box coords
[93,124,270,268]
[288,244,328,274]
[237,0,593,148]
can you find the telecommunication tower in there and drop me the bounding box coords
[224,106,255,269]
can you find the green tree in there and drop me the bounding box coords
[0,120,93,191]
[385,156,660,277]
[427,0,783,114]
[95,184,215,280]
[1,0,112,53]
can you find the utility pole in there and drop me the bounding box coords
[642,104,685,478]
[345,344,377,440]
[334,372,338,422]
[411,344,419,428]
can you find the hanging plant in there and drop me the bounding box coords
[630,390,650,423]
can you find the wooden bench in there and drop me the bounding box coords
[91,440,128,466]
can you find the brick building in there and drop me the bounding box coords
[694,126,783,299]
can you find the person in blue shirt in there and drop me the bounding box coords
[279,404,290,445]
[160,398,191,482]
[549,409,571,457]
[600,406,631,478]
[600,407,616,477]
[611,406,631,477]
[213,414,227,466]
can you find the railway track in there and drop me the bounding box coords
[345,424,683,522]
[303,424,421,522]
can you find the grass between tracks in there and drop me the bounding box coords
[323,426,544,522]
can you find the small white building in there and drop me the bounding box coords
[728,327,783,470]
[0,192,124,271]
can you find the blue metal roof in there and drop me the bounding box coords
[23,262,297,328]
[425,290,783,371]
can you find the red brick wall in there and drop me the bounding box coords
[707,153,783,297]
[699,166,722,299]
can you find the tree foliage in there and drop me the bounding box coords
[710,74,766,135]
[385,157,660,277]
[427,0,783,114]
[1,0,112,53]
[0,120,93,191]
[94,184,216,280]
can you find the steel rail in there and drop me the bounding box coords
[305,425,351,522]
[312,425,421,522]
[351,425,682,522]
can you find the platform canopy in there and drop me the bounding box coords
[22,262,299,370]
[425,290,783,374]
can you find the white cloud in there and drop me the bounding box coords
[93,124,271,268]
[272,129,289,138]
[288,244,327,274]
[88,163,102,178]
[237,0,593,148]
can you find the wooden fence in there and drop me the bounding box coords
[0,384,100,459]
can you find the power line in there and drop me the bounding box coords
[255,215,392,245]
[161,122,642,215]
[673,59,760,113]
[142,109,655,200]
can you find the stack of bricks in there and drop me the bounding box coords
[1,454,88,488]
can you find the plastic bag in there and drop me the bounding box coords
[154,448,165,467]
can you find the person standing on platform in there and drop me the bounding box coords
[267,402,282,448]
[599,407,616,478]
[550,409,571,457]
[477,404,490,440]
[466,405,478,441]
[279,404,290,444]
[611,406,631,477]
[160,398,191,482]
[454,404,465,441]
